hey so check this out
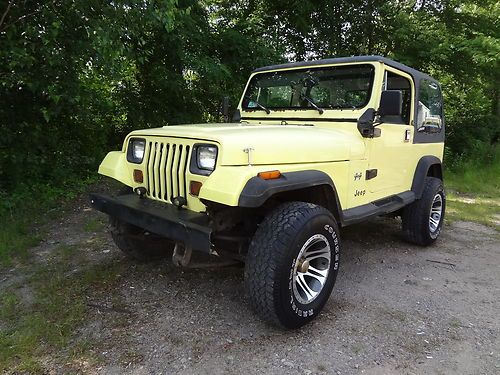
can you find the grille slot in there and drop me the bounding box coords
[144,141,190,203]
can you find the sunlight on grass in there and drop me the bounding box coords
[444,154,500,230]
[0,249,127,373]
[446,193,500,231]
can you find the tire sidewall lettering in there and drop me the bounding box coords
[286,218,340,319]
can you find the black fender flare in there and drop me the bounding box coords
[238,170,341,210]
[411,156,443,199]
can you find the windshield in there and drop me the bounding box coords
[242,64,375,111]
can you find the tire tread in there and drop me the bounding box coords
[402,177,444,246]
[244,202,334,327]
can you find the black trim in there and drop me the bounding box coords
[240,116,358,123]
[127,138,146,164]
[341,191,415,226]
[253,55,437,83]
[413,79,446,144]
[238,170,338,208]
[365,169,378,180]
[238,171,419,228]
[232,109,241,122]
[89,193,212,253]
[411,156,442,199]
[189,143,218,176]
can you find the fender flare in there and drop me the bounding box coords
[238,170,341,210]
[411,156,443,199]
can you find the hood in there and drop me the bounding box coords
[128,123,366,166]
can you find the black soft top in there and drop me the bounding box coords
[252,55,438,84]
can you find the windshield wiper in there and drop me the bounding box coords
[300,94,324,114]
[244,96,270,114]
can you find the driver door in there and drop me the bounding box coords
[366,68,415,200]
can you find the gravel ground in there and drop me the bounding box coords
[5,202,500,375]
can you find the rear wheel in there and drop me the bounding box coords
[402,177,445,246]
[109,187,174,261]
[244,202,340,328]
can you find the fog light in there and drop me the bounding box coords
[172,196,187,208]
[190,181,202,196]
[134,187,147,197]
[133,169,143,183]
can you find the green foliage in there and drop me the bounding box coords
[0,0,283,192]
[445,146,500,197]
[444,145,499,230]
[0,0,498,195]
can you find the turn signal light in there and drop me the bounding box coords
[190,181,203,196]
[133,169,143,183]
[258,170,281,180]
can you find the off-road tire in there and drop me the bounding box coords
[109,187,174,261]
[402,177,445,246]
[244,202,340,329]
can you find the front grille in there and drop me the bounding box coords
[144,140,191,203]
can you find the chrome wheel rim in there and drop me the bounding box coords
[429,193,443,233]
[292,234,331,305]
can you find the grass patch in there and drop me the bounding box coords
[445,148,500,198]
[446,193,500,230]
[0,220,41,263]
[0,177,98,266]
[84,217,106,233]
[0,252,127,373]
[444,151,500,230]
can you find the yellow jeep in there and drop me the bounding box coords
[91,56,445,328]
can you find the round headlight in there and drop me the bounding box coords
[127,138,146,163]
[197,146,217,171]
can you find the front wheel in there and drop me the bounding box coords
[109,186,174,261]
[110,217,175,261]
[402,177,445,246]
[244,202,340,328]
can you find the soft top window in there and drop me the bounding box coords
[417,79,443,131]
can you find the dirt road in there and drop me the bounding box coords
[4,203,500,374]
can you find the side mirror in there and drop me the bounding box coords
[222,97,230,123]
[379,90,402,117]
[357,108,380,138]
[232,109,241,123]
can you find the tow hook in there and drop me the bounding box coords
[172,243,192,267]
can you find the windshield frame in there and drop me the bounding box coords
[241,63,376,113]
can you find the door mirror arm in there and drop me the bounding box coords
[357,108,382,138]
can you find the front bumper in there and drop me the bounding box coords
[89,193,212,253]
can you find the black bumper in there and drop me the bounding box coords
[89,193,212,253]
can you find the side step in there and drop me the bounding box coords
[341,191,415,226]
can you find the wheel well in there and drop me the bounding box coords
[204,184,342,256]
[427,163,443,180]
[411,156,443,199]
[264,184,341,223]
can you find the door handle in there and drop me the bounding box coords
[404,129,411,142]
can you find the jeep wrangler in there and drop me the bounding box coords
[90,56,445,328]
